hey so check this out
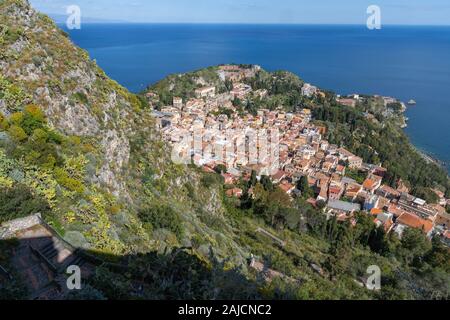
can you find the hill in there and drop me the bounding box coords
[1,0,448,300]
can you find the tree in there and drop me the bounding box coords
[0,184,50,224]
[268,187,292,208]
[296,176,313,199]
[353,212,376,247]
[138,205,184,239]
[425,236,450,273]
[324,243,352,279]
[445,188,450,199]
[326,216,339,243]
[21,104,46,135]
[224,79,233,91]
[398,228,432,267]
[412,187,439,204]
[232,97,242,108]
[368,226,388,254]
[260,175,274,192]
[214,164,227,174]
[316,200,326,210]
[249,170,257,187]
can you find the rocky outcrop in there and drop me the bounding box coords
[0,213,42,239]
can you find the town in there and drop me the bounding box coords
[147,65,450,247]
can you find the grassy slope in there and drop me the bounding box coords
[0,0,249,266]
[1,0,448,300]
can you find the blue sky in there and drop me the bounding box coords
[30,0,450,25]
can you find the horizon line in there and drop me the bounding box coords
[55,21,450,27]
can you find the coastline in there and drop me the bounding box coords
[398,102,450,175]
[412,145,449,173]
[395,101,449,174]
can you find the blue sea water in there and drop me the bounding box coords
[62,24,450,172]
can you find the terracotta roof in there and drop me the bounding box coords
[388,204,406,217]
[363,179,377,190]
[202,166,216,173]
[272,170,287,181]
[379,185,401,197]
[329,186,341,194]
[397,213,434,234]
[371,208,383,215]
[279,183,295,193]
[430,204,446,215]
[226,188,243,198]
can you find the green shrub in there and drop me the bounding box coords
[72,92,89,105]
[54,167,84,194]
[0,76,30,112]
[21,104,46,135]
[7,125,27,141]
[138,205,184,239]
[0,184,50,223]
[201,173,224,188]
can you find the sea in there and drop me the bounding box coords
[61,24,450,173]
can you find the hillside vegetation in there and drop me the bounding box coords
[1,0,448,300]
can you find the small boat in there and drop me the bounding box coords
[408,99,417,105]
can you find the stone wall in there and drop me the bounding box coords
[0,213,42,239]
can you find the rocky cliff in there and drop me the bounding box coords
[0,0,248,266]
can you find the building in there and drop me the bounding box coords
[363,176,382,194]
[195,86,216,98]
[279,182,295,195]
[231,83,252,99]
[374,212,394,232]
[301,83,318,97]
[328,185,343,201]
[173,97,183,109]
[376,185,401,200]
[337,98,357,108]
[364,194,380,211]
[396,212,434,237]
[272,170,287,184]
[327,200,361,215]
[348,156,363,169]
[222,173,235,185]
[435,211,450,229]
[226,188,243,198]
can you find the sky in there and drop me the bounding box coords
[29,0,450,25]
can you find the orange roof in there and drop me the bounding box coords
[363,179,376,190]
[370,208,383,216]
[226,188,243,198]
[346,184,361,192]
[329,186,341,194]
[279,183,295,193]
[272,170,287,181]
[388,204,406,217]
[202,166,216,173]
[397,213,434,234]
